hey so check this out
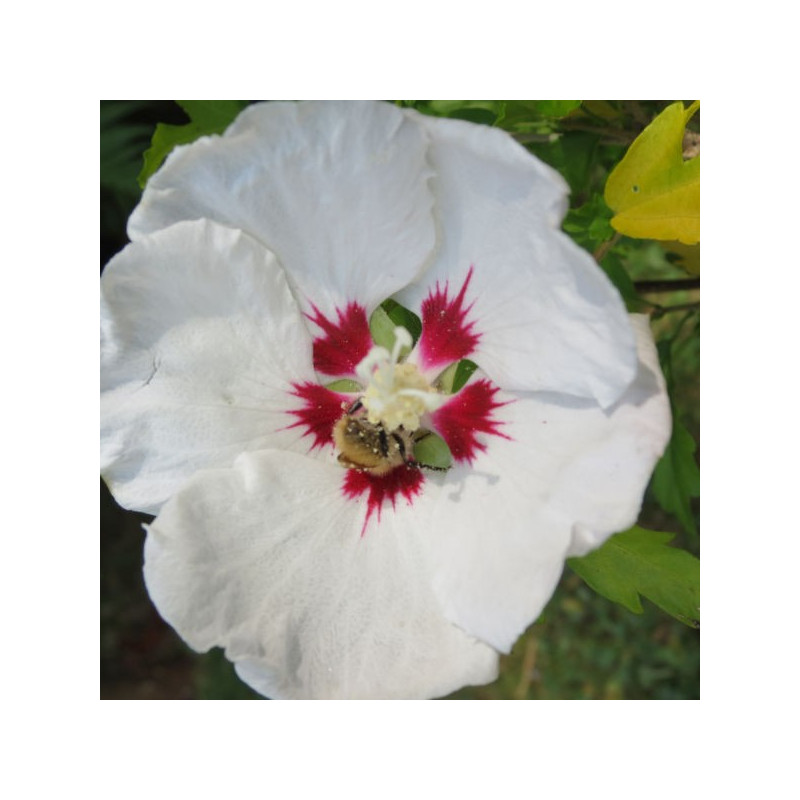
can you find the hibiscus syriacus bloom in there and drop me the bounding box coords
[101,101,671,699]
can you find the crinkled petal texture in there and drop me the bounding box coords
[417,315,670,653]
[101,219,318,515]
[396,112,637,408]
[103,102,673,698]
[129,101,436,324]
[143,317,667,697]
[143,450,499,700]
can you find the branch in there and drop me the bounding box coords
[651,301,700,320]
[514,631,539,700]
[635,278,700,294]
[558,122,636,143]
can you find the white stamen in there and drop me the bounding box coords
[356,326,444,431]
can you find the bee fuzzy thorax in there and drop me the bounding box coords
[333,413,417,476]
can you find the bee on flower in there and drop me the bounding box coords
[100,101,670,699]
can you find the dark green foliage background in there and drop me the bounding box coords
[100,101,699,700]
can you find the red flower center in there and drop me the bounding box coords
[286,270,510,533]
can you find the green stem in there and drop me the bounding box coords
[593,232,621,263]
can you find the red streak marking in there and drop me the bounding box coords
[418,266,480,371]
[285,382,348,450]
[431,378,511,464]
[307,302,372,377]
[343,467,425,536]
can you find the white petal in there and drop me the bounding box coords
[129,101,436,321]
[419,315,670,652]
[143,450,499,699]
[560,314,672,556]
[396,112,636,408]
[101,219,317,514]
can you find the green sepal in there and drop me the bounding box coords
[413,431,453,470]
[325,379,362,393]
[568,527,700,628]
[368,305,396,351]
[452,359,478,393]
[436,359,478,394]
[369,299,422,356]
[381,298,422,344]
[138,100,249,188]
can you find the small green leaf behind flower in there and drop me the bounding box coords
[652,338,700,535]
[598,252,650,314]
[138,100,249,188]
[651,418,701,536]
[568,527,700,628]
[562,194,615,249]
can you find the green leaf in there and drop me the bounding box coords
[138,100,249,188]
[100,101,152,197]
[100,99,150,128]
[651,336,700,535]
[598,252,649,313]
[423,100,504,119]
[448,107,499,126]
[176,100,248,130]
[568,527,699,628]
[502,100,581,126]
[196,648,264,699]
[413,431,453,470]
[529,100,581,118]
[651,416,700,535]
[527,132,602,198]
[562,194,614,247]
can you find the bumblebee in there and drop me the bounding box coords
[332,405,417,476]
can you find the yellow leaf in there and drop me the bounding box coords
[660,240,700,276]
[605,101,699,245]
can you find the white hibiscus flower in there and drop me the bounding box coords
[100,101,671,699]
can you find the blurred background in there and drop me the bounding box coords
[100,101,699,700]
